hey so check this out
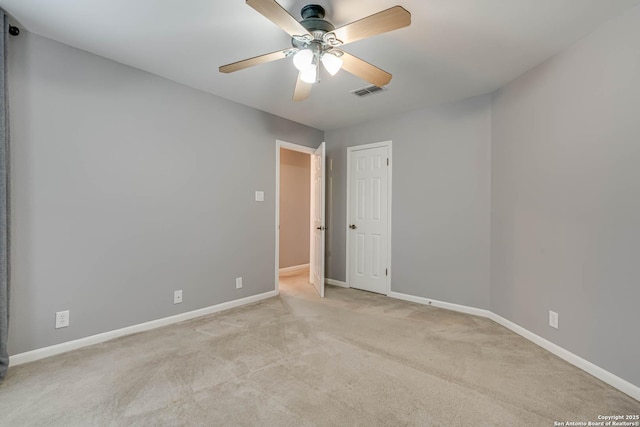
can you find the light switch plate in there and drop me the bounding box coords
[255,191,264,202]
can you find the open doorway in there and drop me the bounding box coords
[275,140,325,297]
[279,147,311,275]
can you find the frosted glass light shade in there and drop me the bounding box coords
[300,64,317,83]
[293,49,313,71]
[321,52,343,76]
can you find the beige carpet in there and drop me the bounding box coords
[1,271,638,426]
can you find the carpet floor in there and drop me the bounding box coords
[1,271,638,426]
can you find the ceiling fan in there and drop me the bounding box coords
[219,0,411,101]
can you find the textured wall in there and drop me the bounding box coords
[7,32,323,355]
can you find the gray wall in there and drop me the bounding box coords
[8,32,323,355]
[279,148,310,268]
[491,5,640,386]
[324,95,492,309]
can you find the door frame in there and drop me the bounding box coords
[275,140,316,294]
[345,141,393,295]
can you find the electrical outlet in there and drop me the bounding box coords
[236,277,243,289]
[55,310,70,329]
[174,290,183,304]
[549,310,559,329]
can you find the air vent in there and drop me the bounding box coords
[350,85,388,97]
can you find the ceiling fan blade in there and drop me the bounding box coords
[246,0,311,38]
[341,52,392,87]
[331,6,411,46]
[219,49,290,73]
[293,73,312,101]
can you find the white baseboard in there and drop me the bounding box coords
[279,263,309,276]
[387,291,640,402]
[488,312,640,402]
[388,291,492,318]
[325,278,348,288]
[9,290,278,367]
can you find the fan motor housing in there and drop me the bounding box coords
[294,4,335,45]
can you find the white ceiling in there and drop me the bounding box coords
[2,0,639,130]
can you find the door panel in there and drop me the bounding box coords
[310,142,325,297]
[349,145,389,294]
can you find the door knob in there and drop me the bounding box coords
[316,226,326,231]
[349,224,357,229]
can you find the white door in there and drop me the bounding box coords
[348,145,389,294]
[310,142,326,297]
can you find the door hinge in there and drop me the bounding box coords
[387,158,389,166]
[385,268,388,276]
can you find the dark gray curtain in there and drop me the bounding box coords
[0,9,10,383]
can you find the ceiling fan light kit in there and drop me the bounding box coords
[321,51,343,76]
[293,48,314,71]
[300,61,318,84]
[219,0,411,101]
[293,47,343,83]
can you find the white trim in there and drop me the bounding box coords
[387,144,393,295]
[275,140,315,295]
[325,278,348,288]
[488,312,640,402]
[345,141,393,295]
[345,148,350,289]
[387,291,640,402]
[10,290,277,367]
[278,140,316,155]
[388,291,492,318]
[347,141,394,151]
[278,263,310,276]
